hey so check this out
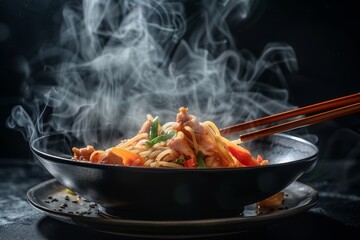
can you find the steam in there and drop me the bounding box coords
[7,0,298,146]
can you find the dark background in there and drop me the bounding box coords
[0,1,360,238]
[0,0,359,160]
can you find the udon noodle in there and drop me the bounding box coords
[72,107,269,168]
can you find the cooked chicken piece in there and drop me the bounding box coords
[72,145,95,161]
[177,107,217,154]
[138,118,152,134]
[176,107,203,133]
[167,131,196,160]
[176,107,191,123]
[198,131,216,153]
[98,149,124,165]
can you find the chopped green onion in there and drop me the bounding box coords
[197,151,206,168]
[145,130,176,148]
[149,116,159,140]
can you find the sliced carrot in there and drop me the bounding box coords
[110,147,145,166]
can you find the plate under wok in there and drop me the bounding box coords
[31,132,318,220]
[27,179,318,238]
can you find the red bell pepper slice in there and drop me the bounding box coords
[227,144,260,167]
[184,158,197,168]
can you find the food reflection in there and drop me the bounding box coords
[257,192,285,209]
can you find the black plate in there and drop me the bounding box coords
[31,132,318,220]
[27,179,318,238]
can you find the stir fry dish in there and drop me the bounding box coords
[72,107,269,168]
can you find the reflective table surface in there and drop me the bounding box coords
[1,162,359,240]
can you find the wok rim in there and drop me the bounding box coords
[30,131,319,172]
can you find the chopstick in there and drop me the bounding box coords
[219,93,360,141]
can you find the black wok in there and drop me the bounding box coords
[31,131,318,220]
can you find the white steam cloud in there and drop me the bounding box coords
[7,0,298,146]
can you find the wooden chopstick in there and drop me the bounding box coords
[239,102,360,142]
[219,93,360,141]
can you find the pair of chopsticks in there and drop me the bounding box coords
[219,93,360,142]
